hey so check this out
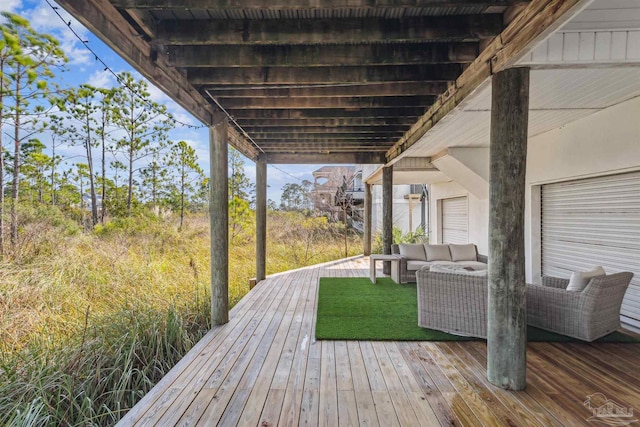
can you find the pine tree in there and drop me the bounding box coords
[167,140,203,228]
[109,72,171,216]
[0,12,66,251]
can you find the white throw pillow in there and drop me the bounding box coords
[424,244,452,261]
[398,243,427,261]
[566,266,606,292]
[449,244,477,261]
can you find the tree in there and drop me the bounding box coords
[166,140,203,228]
[21,138,50,203]
[95,88,115,223]
[109,72,171,216]
[42,113,70,206]
[280,182,311,211]
[107,160,127,216]
[58,85,101,226]
[228,146,254,240]
[139,156,167,211]
[0,12,66,251]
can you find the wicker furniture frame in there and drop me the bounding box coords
[392,244,487,284]
[416,270,489,338]
[527,272,633,342]
[416,270,634,341]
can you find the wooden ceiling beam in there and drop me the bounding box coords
[215,96,435,109]
[265,152,386,164]
[189,65,461,85]
[242,125,409,133]
[204,82,449,98]
[229,107,426,119]
[251,133,402,139]
[113,1,522,10]
[236,117,417,127]
[167,43,478,68]
[155,16,502,45]
[259,147,391,152]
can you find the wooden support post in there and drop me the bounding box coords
[382,166,393,274]
[256,155,267,283]
[210,121,229,326]
[364,183,372,256]
[487,67,530,391]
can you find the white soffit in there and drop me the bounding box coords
[401,0,640,159]
[405,67,640,158]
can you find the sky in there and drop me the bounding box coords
[0,0,330,203]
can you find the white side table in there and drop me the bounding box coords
[369,254,400,283]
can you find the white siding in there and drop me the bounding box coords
[541,172,640,330]
[441,197,468,244]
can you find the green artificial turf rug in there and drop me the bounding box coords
[315,277,640,343]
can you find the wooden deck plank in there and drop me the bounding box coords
[136,269,293,426]
[448,342,563,427]
[117,256,640,427]
[318,341,339,427]
[277,265,318,427]
[371,341,420,426]
[346,341,380,427]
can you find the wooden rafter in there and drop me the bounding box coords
[241,125,410,133]
[166,43,478,68]
[265,152,386,164]
[228,107,427,119]
[155,16,502,45]
[203,82,449,98]
[112,0,521,10]
[235,118,417,127]
[212,96,435,109]
[188,65,461,85]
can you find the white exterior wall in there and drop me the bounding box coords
[428,96,640,282]
[371,184,423,235]
[525,95,640,283]
[428,181,489,254]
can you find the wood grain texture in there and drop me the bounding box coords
[487,67,530,391]
[116,256,640,426]
[209,122,229,326]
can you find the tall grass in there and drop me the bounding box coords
[0,206,360,426]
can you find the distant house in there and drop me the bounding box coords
[312,164,426,235]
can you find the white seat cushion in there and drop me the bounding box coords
[449,244,478,261]
[566,266,606,292]
[407,260,430,271]
[456,261,488,270]
[424,244,452,261]
[429,261,458,267]
[398,243,427,261]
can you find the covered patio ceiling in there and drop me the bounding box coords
[54,0,535,164]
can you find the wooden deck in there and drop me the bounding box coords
[117,256,640,426]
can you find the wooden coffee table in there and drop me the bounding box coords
[369,254,400,283]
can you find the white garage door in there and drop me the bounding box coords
[541,172,640,331]
[441,196,468,244]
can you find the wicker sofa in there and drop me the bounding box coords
[416,270,633,341]
[391,243,487,283]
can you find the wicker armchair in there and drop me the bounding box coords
[526,272,633,342]
[416,270,488,338]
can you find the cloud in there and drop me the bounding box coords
[26,2,93,65]
[85,69,116,89]
[0,0,22,13]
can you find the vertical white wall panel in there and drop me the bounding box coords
[441,196,469,244]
